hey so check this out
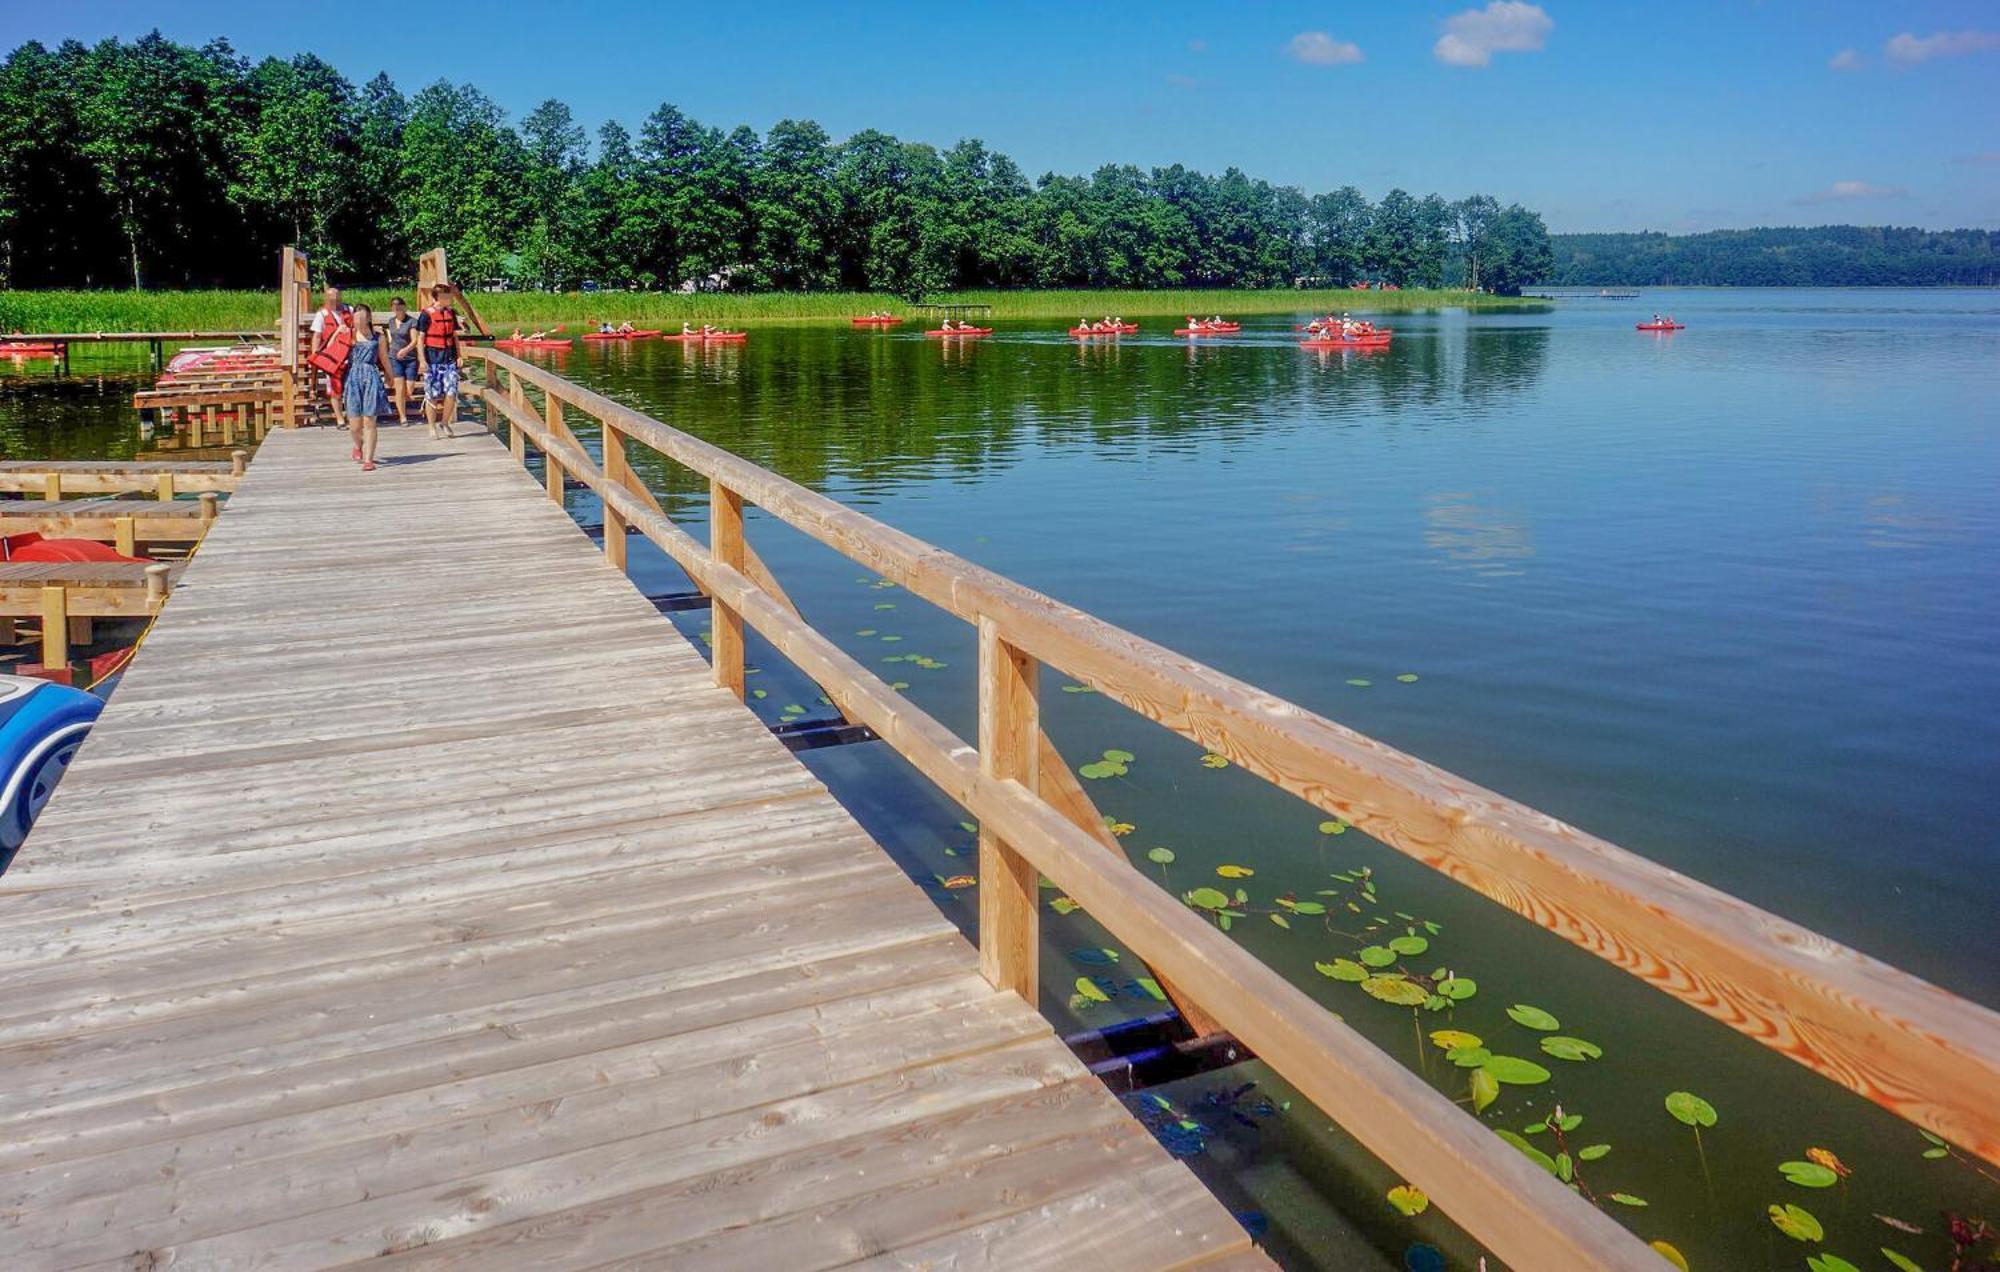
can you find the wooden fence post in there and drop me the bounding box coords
[39,586,67,669]
[543,393,565,503]
[602,420,630,573]
[978,616,1041,1004]
[507,370,527,461]
[710,480,746,699]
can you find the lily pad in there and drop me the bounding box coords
[1134,977,1167,1001]
[1318,819,1350,835]
[1048,896,1080,915]
[1199,753,1230,769]
[1649,1241,1688,1271]
[1074,977,1110,1003]
[1386,1184,1429,1216]
[1101,749,1135,763]
[1540,1036,1603,1062]
[1494,1129,1558,1175]
[1361,976,1431,1006]
[1430,1029,1482,1050]
[1806,1256,1860,1272]
[1396,673,1421,683]
[1290,901,1327,915]
[1879,1250,1923,1272]
[1436,976,1478,1000]
[1216,864,1255,878]
[1358,945,1398,968]
[1665,1091,1718,1128]
[1316,958,1369,983]
[1387,934,1430,956]
[1481,1055,1552,1085]
[1607,1193,1648,1207]
[1769,1203,1824,1242]
[1146,847,1176,865]
[1346,678,1373,687]
[1079,761,1120,780]
[1185,886,1230,911]
[1448,1046,1492,1068]
[1505,1003,1560,1031]
[1269,913,1291,929]
[1780,1161,1840,1189]
[1469,1066,1499,1113]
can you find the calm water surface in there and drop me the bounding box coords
[7,289,1995,1269]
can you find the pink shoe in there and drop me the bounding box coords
[351,445,362,461]
[361,461,376,471]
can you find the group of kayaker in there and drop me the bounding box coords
[1184,315,1230,328]
[680,322,726,335]
[938,318,985,331]
[1306,313,1378,338]
[595,320,638,335]
[508,327,555,342]
[1649,312,1679,326]
[1075,316,1128,332]
[306,283,464,471]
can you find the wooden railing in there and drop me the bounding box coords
[467,346,2000,1270]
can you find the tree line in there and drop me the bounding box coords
[1548,226,1999,288]
[0,33,1553,296]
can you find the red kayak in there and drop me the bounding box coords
[660,331,747,342]
[1636,322,1685,331]
[494,337,572,350]
[851,316,904,327]
[1070,324,1138,337]
[581,330,662,341]
[925,327,993,338]
[1301,335,1393,350]
[1174,326,1240,337]
[0,343,60,357]
[4,533,145,564]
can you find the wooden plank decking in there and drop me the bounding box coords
[0,424,1257,1269]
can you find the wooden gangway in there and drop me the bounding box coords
[0,425,1258,1269]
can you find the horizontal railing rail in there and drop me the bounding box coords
[467,346,2000,1270]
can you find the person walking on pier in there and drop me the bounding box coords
[343,305,394,471]
[308,286,354,432]
[415,284,462,440]
[385,297,419,426]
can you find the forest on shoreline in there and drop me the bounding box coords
[0,33,1552,297]
[1548,226,1998,288]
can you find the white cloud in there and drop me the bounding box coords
[1434,1,1553,68]
[1884,29,2000,66]
[1828,48,1863,71]
[1792,180,1909,206]
[1288,32,1364,66]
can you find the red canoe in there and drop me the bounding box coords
[1173,326,1240,337]
[924,328,993,338]
[581,330,663,341]
[851,316,904,327]
[1300,335,1393,350]
[1070,324,1138,337]
[1636,322,1686,331]
[660,331,747,342]
[0,343,60,357]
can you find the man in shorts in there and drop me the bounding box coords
[308,285,353,431]
[414,283,462,439]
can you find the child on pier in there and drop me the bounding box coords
[414,284,462,440]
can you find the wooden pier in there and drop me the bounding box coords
[2,247,1997,1269]
[0,424,1258,1270]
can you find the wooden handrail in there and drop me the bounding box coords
[470,349,2000,1264]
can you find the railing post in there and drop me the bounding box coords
[977,616,1041,1004]
[710,479,745,700]
[506,369,526,461]
[602,419,630,574]
[543,393,565,503]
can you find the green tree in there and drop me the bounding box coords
[1480,203,1554,295]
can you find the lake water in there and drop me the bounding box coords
[6,289,1996,1270]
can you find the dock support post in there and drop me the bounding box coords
[155,473,175,502]
[199,493,219,528]
[977,617,1041,1005]
[602,421,630,574]
[144,563,172,609]
[39,586,68,669]
[710,480,746,700]
[114,516,137,558]
[231,449,248,477]
[41,474,60,501]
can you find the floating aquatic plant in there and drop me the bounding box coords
[1386,1184,1429,1216]
[1780,1160,1841,1189]
[1505,1003,1560,1031]
[1769,1202,1824,1242]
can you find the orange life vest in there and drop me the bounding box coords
[306,306,353,375]
[422,304,460,352]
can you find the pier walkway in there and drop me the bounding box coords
[0,424,1256,1269]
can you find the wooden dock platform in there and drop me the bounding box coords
[0,424,1257,1269]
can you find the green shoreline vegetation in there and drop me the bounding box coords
[0,288,1531,334]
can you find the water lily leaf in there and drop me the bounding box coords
[1481,1055,1552,1085]
[1448,1046,1492,1068]
[751,688,767,700]
[1577,1143,1611,1161]
[1388,934,1429,956]
[1436,976,1478,1000]
[1134,977,1167,1001]
[1200,753,1230,769]
[1806,1256,1860,1272]
[1469,1066,1499,1113]
[1270,913,1291,929]
[1494,1129,1558,1175]
[1146,847,1176,864]
[1186,887,1230,911]
[1361,976,1431,1006]
[1648,1240,1688,1270]
[1318,819,1350,837]
[1540,1036,1603,1062]
[1060,684,1095,694]
[1079,761,1119,780]
[1879,1249,1923,1272]
[890,681,911,691]
[1505,1003,1560,1031]
[1316,958,1369,982]
[1216,864,1255,878]
[1780,1161,1840,1188]
[1917,1130,1946,1147]
[1071,948,1120,965]
[1386,1184,1429,1216]
[1102,749,1135,764]
[1049,896,1080,915]
[1397,673,1421,683]
[1768,1203,1823,1242]
[1290,901,1327,915]
[1922,1147,1948,1159]
[1358,945,1398,968]
[1074,977,1110,1003]
[1430,1029,1482,1050]
[1346,678,1373,687]
[1666,1091,1718,1128]
[1108,820,1135,837]
[1607,1193,1647,1207]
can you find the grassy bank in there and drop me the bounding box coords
[1,287,1531,334]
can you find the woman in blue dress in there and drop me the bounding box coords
[343,305,395,471]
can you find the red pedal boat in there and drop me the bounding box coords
[924,327,993,338]
[1636,321,1685,331]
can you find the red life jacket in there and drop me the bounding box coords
[422,305,460,352]
[306,306,353,375]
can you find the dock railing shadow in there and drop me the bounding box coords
[467,345,2000,1271]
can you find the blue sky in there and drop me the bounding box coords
[8,1,1997,232]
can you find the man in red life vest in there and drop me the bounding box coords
[307,285,354,433]
[414,283,462,439]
